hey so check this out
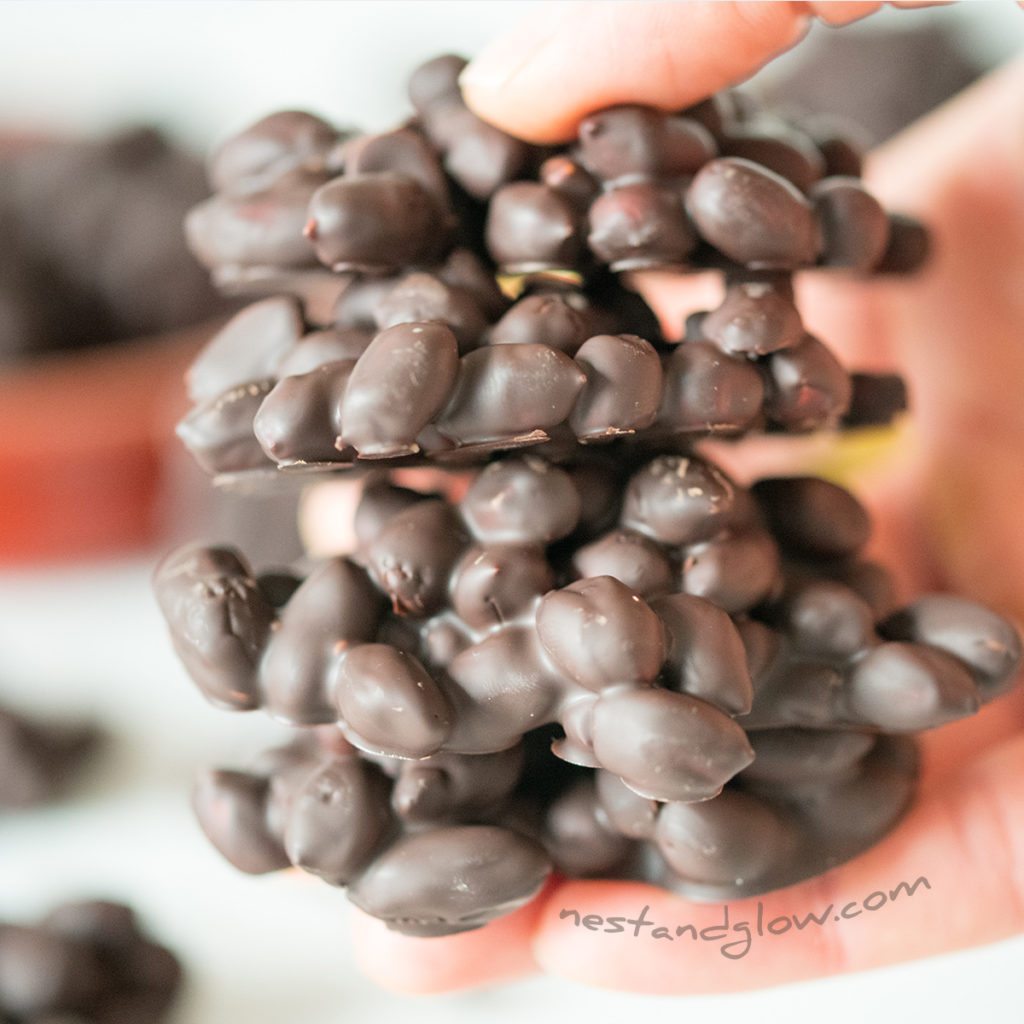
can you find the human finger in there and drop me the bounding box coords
[460,2,940,143]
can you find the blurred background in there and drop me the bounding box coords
[1,3,1023,1022]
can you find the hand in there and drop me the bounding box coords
[349,3,1024,993]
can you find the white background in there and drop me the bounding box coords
[1,3,1024,1022]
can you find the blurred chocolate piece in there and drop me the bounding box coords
[753,475,870,558]
[812,176,889,271]
[587,182,697,271]
[875,213,930,275]
[0,901,180,1023]
[702,277,803,355]
[208,110,341,193]
[719,117,825,194]
[762,333,852,431]
[186,295,303,403]
[1,127,226,361]
[843,372,908,428]
[186,166,325,273]
[489,291,591,353]
[686,157,821,268]
[0,705,100,810]
[176,378,276,475]
[577,106,716,183]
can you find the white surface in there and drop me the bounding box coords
[0,559,1023,1024]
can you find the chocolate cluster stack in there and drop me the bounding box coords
[156,55,1021,937]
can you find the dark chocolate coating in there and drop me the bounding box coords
[879,594,1024,700]
[450,543,554,631]
[341,127,452,210]
[846,642,980,731]
[591,687,754,802]
[304,173,447,273]
[679,527,781,613]
[719,120,825,194]
[407,54,467,112]
[685,157,821,268]
[656,340,765,435]
[444,627,562,753]
[176,379,276,476]
[489,292,591,354]
[753,475,870,558]
[353,478,430,546]
[253,359,354,463]
[186,296,303,403]
[874,213,930,274]
[539,155,601,210]
[762,332,852,431]
[346,825,552,937]
[364,499,468,617]
[434,104,535,201]
[153,544,273,711]
[652,593,754,715]
[374,274,487,353]
[620,454,740,546]
[461,457,581,544]
[283,757,393,884]
[435,345,585,446]
[340,322,460,457]
[544,777,635,877]
[701,278,803,356]
[843,372,909,428]
[185,167,324,271]
[486,182,581,273]
[260,557,382,723]
[812,176,890,271]
[391,745,523,822]
[741,728,876,786]
[572,528,674,600]
[332,644,453,757]
[570,333,663,439]
[595,769,659,840]
[192,769,291,874]
[779,580,877,660]
[654,789,799,888]
[208,110,340,193]
[536,577,666,692]
[577,106,716,182]
[587,182,697,270]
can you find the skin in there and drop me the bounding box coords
[348,3,1024,994]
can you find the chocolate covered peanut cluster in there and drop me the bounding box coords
[156,53,1021,939]
[0,901,181,1023]
[175,56,922,480]
[155,453,1020,930]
